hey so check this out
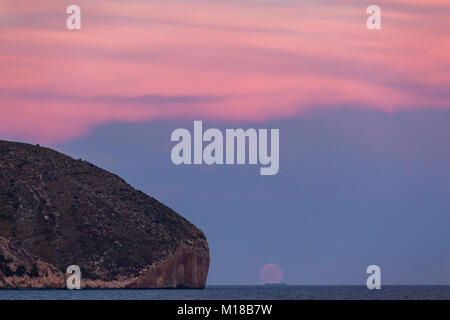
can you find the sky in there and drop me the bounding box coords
[1,0,450,284]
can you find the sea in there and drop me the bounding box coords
[0,285,450,300]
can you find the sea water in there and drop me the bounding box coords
[0,286,450,300]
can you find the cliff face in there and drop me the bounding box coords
[0,140,209,289]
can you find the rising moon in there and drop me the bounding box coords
[259,264,283,284]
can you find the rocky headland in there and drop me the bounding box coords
[0,140,209,289]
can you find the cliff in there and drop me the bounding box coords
[0,140,209,289]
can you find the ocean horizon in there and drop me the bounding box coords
[1,285,450,300]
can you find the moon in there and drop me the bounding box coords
[259,264,283,284]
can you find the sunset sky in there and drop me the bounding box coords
[1,0,449,142]
[1,0,450,284]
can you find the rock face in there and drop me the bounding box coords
[0,140,209,289]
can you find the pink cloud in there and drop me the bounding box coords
[0,0,449,143]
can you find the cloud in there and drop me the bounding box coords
[0,0,449,143]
